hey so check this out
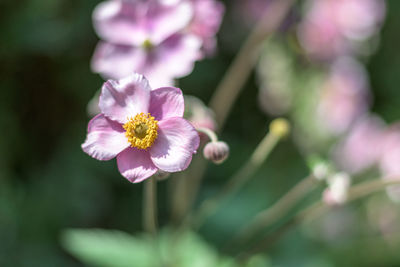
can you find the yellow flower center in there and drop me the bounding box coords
[123,113,158,150]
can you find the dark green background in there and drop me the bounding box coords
[1,0,400,266]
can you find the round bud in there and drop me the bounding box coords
[269,118,290,138]
[203,141,229,164]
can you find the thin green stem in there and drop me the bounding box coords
[242,178,400,257]
[143,176,158,235]
[209,0,296,130]
[190,131,282,229]
[231,174,317,246]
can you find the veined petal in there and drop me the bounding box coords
[149,87,184,121]
[150,117,199,172]
[117,148,158,183]
[93,0,147,46]
[82,114,129,161]
[99,73,151,124]
[91,42,147,81]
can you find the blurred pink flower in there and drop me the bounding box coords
[82,73,200,183]
[187,0,225,55]
[91,0,202,88]
[379,124,400,202]
[317,57,370,135]
[298,0,385,61]
[333,115,385,174]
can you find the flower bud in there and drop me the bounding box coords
[269,118,290,138]
[323,173,351,206]
[203,141,229,164]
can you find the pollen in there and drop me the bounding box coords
[123,113,158,150]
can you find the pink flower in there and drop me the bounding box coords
[379,124,400,202]
[298,0,385,61]
[332,115,385,174]
[82,73,200,183]
[91,0,202,88]
[317,57,370,135]
[187,0,225,55]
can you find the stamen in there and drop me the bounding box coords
[123,113,158,150]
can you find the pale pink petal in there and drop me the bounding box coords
[93,0,147,46]
[142,34,202,83]
[189,0,224,39]
[149,87,184,121]
[99,73,151,124]
[82,114,129,161]
[147,1,194,45]
[150,117,200,172]
[117,148,158,183]
[91,42,147,80]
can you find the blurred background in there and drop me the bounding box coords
[1,0,400,266]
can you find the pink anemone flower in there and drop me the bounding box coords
[82,73,200,183]
[188,0,225,56]
[92,0,202,88]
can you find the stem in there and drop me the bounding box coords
[243,178,400,257]
[191,130,282,229]
[196,127,218,142]
[143,176,158,235]
[232,174,317,246]
[209,0,295,130]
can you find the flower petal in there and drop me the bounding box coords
[93,0,147,46]
[150,117,199,172]
[91,42,147,81]
[117,148,158,183]
[82,114,129,161]
[156,34,202,78]
[147,1,194,45]
[149,87,184,121]
[99,73,151,124]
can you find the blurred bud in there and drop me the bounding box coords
[313,163,330,181]
[154,170,170,181]
[184,95,217,133]
[323,172,351,206]
[269,118,290,138]
[307,156,331,181]
[203,141,229,164]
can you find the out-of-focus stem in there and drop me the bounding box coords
[191,130,283,229]
[196,127,218,142]
[209,0,295,130]
[242,178,400,257]
[143,176,158,235]
[232,174,317,246]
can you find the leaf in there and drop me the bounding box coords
[61,228,157,267]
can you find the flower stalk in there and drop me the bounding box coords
[209,0,296,130]
[191,119,289,229]
[231,174,318,246]
[242,178,400,257]
[143,176,158,235]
